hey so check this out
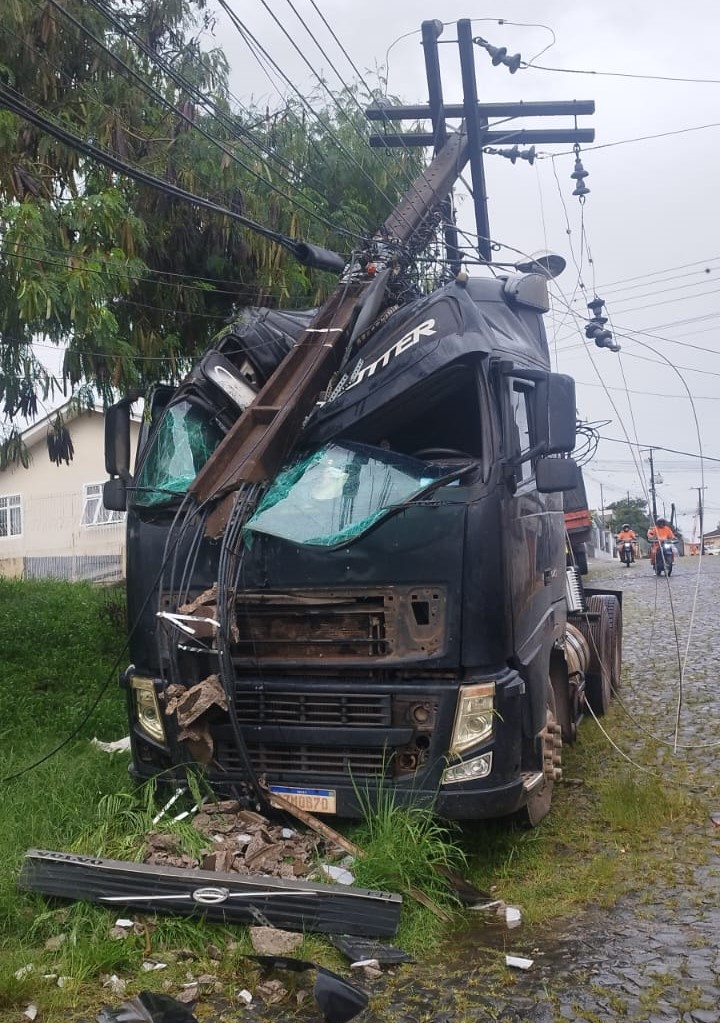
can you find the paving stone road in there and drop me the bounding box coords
[361,555,720,1023]
[194,555,720,1023]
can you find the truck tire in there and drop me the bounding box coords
[523,685,562,827]
[576,595,612,715]
[601,595,622,692]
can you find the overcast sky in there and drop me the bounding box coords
[209,0,720,537]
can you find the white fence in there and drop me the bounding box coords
[0,491,126,583]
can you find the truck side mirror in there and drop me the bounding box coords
[536,456,579,493]
[103,476,127,512]
[533,374,576,455]
[105,399,135,479]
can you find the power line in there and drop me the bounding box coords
[38,1,364,244]
[524,61,720,86]
[0,81,316,254]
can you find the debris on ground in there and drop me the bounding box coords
[254,978,288,1005]
[91,736,131,754]
[248,955,369,1023]
[321,864,355,885]
[505,954,534,970]
[96,990,199,1023]
[23,1006,38,1022]
[331,935,416,965]
[101,975,127,996]
[505,905,522,928]
[143,799,346,879]
[249,925,303,955]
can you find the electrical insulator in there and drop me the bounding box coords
[494,145,536,165]
[571,144,590,198]
[473,37,522,73]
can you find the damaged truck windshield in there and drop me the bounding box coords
[104,274,621,827]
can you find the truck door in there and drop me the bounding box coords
[503,377,564,667]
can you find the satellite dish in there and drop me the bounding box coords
[514,251,567,279]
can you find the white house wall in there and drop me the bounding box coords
[0,410,139,581]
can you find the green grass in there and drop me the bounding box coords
[0,575,713,1021]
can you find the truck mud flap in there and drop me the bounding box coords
[18,849,402,938]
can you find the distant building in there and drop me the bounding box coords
[0,405,139,581]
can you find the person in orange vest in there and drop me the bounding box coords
[647,517,675,567]
[616,523,637,564]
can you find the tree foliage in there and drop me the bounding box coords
[0,0,423,458]
[606,497,651,537]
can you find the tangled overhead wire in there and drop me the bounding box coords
[574,418,607,466]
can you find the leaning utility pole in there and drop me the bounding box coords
[191,18,594,519]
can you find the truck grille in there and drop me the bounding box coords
[233,690,391,727]
[216,741,388,778]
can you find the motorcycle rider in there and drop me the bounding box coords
[647,517,675,568]
[616,523,637,564]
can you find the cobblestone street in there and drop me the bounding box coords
[367,555,720,1023]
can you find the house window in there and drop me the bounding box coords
[0,494,22,537]
[81,483,125,526]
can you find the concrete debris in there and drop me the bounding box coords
[255,979,288,1004]
[321,864,355,885]
[249,926,303,956]
[164,676,228,765]
[505,954,534,970]
[179,584,218,615]
[236,989,253,1005]
[44,933,66,951]
[101,974,127,995]
[143,801,345,881]
[175,985,198,1004]
[14,964,33,980]
[23,1006,38,1022]
[350,958,380,969]
[114,918,135,930]
[91,736,131,754]
[141,960,167,972]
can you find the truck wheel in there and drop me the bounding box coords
[524,686,562,827]
[576,595,612,715]
[599,595,622,693]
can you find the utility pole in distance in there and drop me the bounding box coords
[695,485,707,551]
[646,449,658,521]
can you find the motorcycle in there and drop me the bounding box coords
[653,539,674,576]
[619,539,635,566]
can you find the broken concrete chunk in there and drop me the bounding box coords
[255,979,287,1004]
[249,926,303,955]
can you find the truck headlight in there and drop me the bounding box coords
[442,752,493,785]
[449,682,495,756]
[130,676,166,743]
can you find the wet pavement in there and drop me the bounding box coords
[359,555,720,1023]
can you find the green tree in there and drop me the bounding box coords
[0,0,422,459]
[606,497,651,537]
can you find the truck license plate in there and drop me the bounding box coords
[269,785,337,814]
